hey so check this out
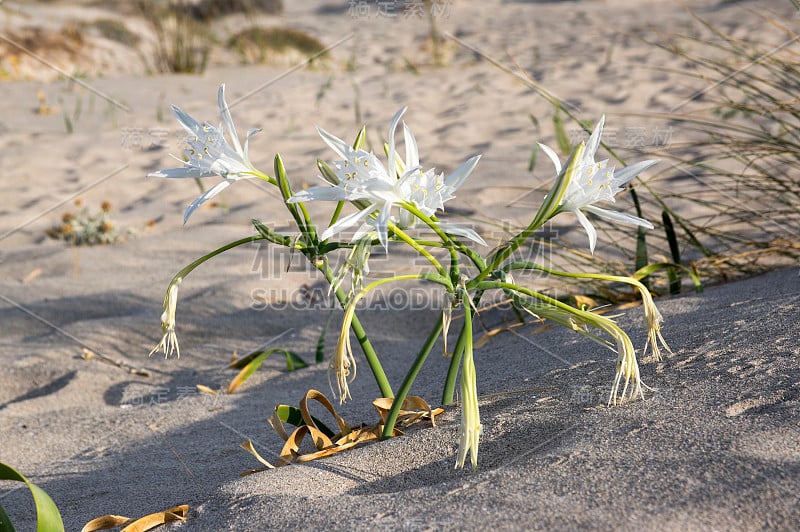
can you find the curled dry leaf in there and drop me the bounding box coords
[81,504,188,532]
[241,389,444,475]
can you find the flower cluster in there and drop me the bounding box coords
[149,85,669,469]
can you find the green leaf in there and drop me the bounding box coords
[284,351,309,371]
[227,349,309,393]
[274,405,335,438]
[527,142,539,173]
[0,462,64,532]
[316,310,336,364]
[662,210,682,295]
[635,225,649,290]
[0,503,13,532]
[251,219,291,247]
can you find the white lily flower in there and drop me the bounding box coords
[288,107,484,249]
[149,278,182,358]
[540,116,658,253]
[149,84,269,223]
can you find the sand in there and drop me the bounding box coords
[1,0,799,530]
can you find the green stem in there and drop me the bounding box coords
[400,202,487,271]
[388,222,449,280]
[381,316,444,439]
[170,235,266,286]
[442,320,469,405]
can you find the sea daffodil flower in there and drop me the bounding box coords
[540,116,658,253]
[288,107,484,249]
[149,84,272,222]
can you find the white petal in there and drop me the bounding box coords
[444,154,481,191]
[613,159,659,186]
[218,84,243,156]
[437,222,487,246]
[321,204,376,241]
[403,122,419,170]
[538,143,562,174]
[584,205,654,229]
[149,167,211,179]
[352,224,375,242]
[171,105,203,136]
[317,126,352,160]
[375,200,393,249]
[573,208,598,254]
[586,115,605,159]
[287,186,349,203]
[387,107,407,180]
[244,128,261,162]
[184,180,231,223]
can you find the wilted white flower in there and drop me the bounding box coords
[456,304,481,470]
[149,84,269,222]
[540,116,658,253]
[149,278,182,358]
[330,234,373,299]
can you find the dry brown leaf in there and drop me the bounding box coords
[244,390,444,473]
[196,385,217,396]
[81,505,188,532]
[22,268,42,285]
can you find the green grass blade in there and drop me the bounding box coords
[662,210,682,294]
[284,350,309,371]
[527,142,539,172]
[553,109,571,154]
[0,462,64,532]
[0,502,14,532]
[316,310,336,364]
[228,349,309,393]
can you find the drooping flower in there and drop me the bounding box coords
[149,84,271,222]
[149,278,182,358]
[540,116,658,253]
[455,297,481,469]
[330,233,373,299]
[288,107,484,249]
[638,286,673,362]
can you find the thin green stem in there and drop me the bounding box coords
[400,202,487,271]
[441,289,484,404]
[380,316,444,439]
[442,320,468,405]
[388,222,448,279]
[170,235,266,286]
